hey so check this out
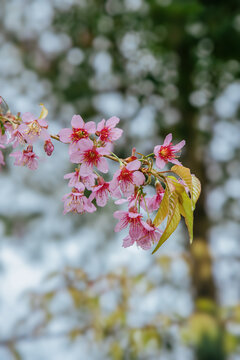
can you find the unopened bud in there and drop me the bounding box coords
[44,139,54,156]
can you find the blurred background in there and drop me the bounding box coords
[0,0,240,359]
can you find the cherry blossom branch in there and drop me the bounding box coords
[0,97,200,253]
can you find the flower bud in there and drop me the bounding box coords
[44,139,54,156]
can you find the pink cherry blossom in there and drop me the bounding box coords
[59,115,96,153]
[136,220,162,250]
[154,133,185,169]
[62,185,96,215]
[143,182,165,212]
[21,112,50,144]
[89,177,110,207]
[96,116,123,143]
[115,190,146,210]
[114,207,143,239]
[81,172,98,190]
[10,145,39,170]
[70,138,110,175]
[122,220,161,250]
[64,168,82,187]
[8,124,29,148]
[64,168,97,190]
[110,159,145,197]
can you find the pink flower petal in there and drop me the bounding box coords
[75,182,85,192]
[114,198,128,205]
[156,157,166,169]
[110,128,123,141]
[71,115,84,129]
[122,235,135,248]
[120,181,134,197]
[40,128,50,141]
[98,143,111,155]
[163,133,172,146]
[109,174,119,192]
[83,198,96,213]
[170,158,182,166]
[59,128,72,143]
[97,119,105,132]
[153,145,161,156]
[129,222,143,240]
[38,118,48,127]
[126,159,141,171]
[96,190,109,207]
[106,116,120,129]
[77,138,93,151]
[70,151,82,163]
[113,210,126,220]
[69,142,80,156]
[79,162,93,176]
[22,112,35,123]
[111,186,122,198]
[97,157,108,173]
[172,140,185,151]
[132,171,145,186]
[138,238,152,250]
[85,121,96,134]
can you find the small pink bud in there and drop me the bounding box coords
[44,139,54,156]
[26,145,33,152]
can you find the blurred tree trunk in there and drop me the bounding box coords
[177,40,216,303]
[177,38,226,360]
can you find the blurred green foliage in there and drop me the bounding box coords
[2,0,240,359]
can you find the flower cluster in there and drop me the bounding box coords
[0,97,190,252]
[0,100,53,170]
[61,115,123,213]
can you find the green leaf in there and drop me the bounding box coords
[39,103,48,119]
[179,190,194,243]
[0,97,9,115]
[171,165,193,197]
[0,121,5,135]
[192,174,201,210]
[153,186,169,227]
[8,344,22,360]
[152,191,181,253]
[169,177,194,243]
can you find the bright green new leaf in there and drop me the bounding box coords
[170,177,194,243]
[0,121,5,135]
[179,190,194,243]
[39,103,48,119]
[152,191,181,253]
[153,186,169,227]
[171,165,193,197]
[192,174,201,210]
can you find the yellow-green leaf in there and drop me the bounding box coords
[39,103,48,119]
[169,178,185,195]
[179,190,194,243]
[153,186,169,227]
[192,174,201,210]
[152,191,181,253]
[171,165,193,197]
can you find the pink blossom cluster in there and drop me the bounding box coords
[0,101,53,170]
[60,115,123,213]
[0,97,186,251]
[58,115,185,250]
